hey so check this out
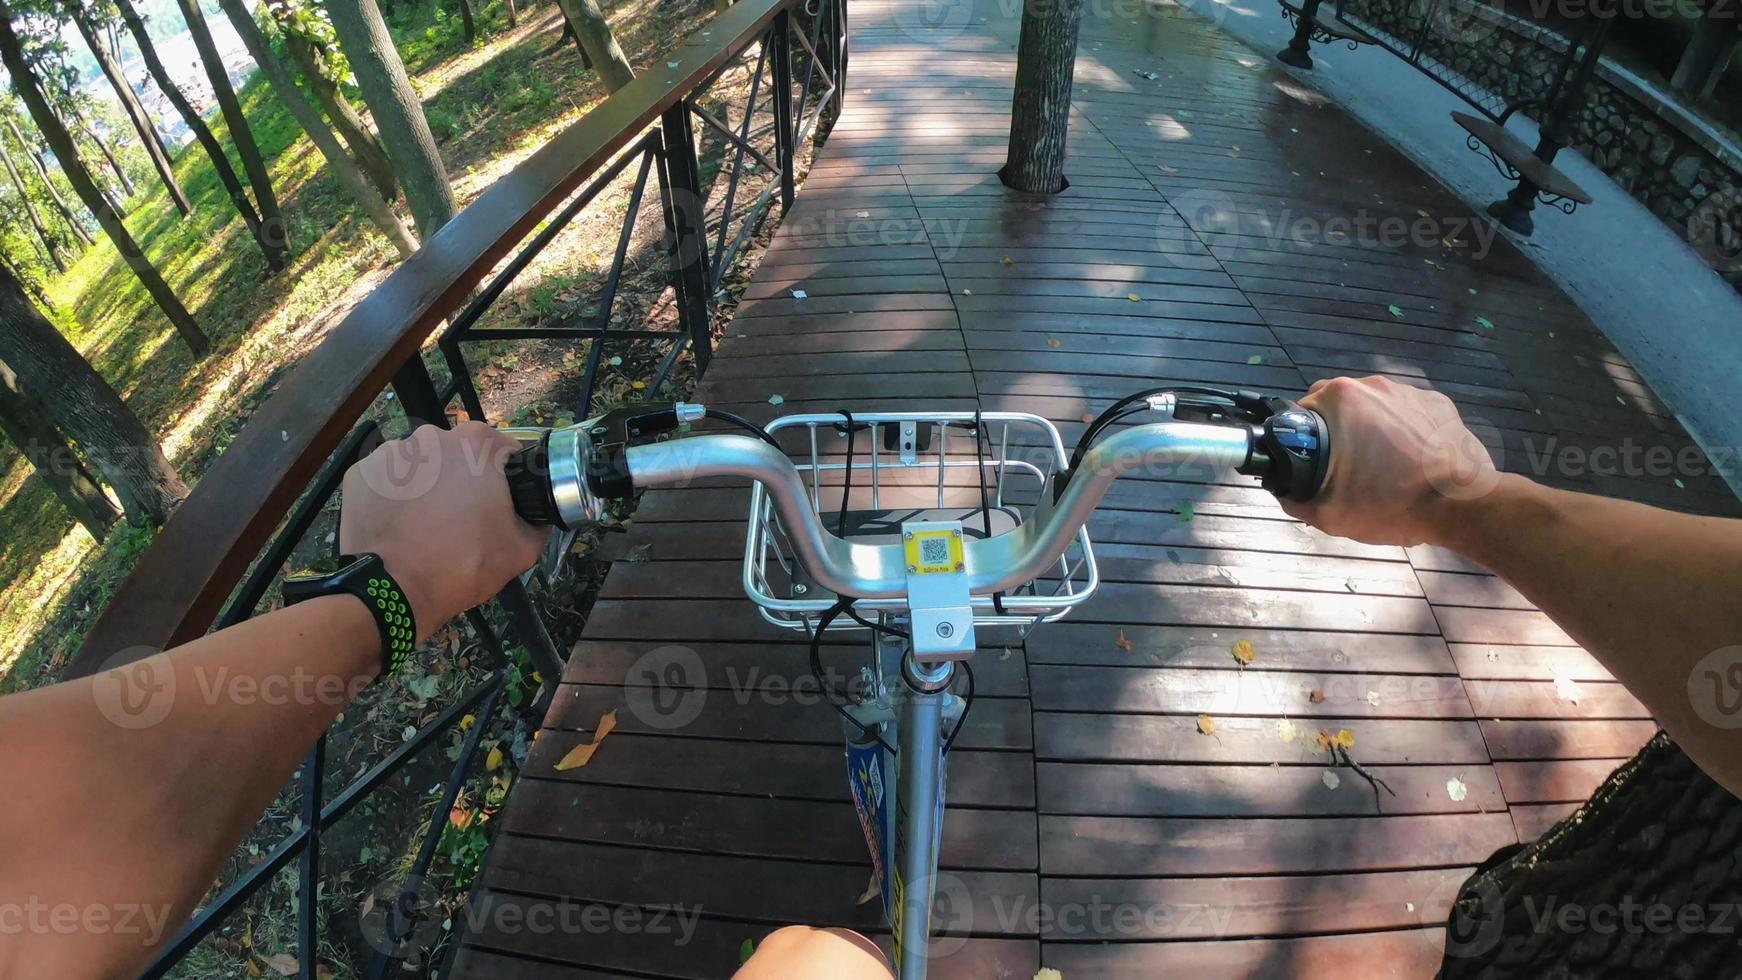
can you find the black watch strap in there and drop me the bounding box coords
[282,553,417,678]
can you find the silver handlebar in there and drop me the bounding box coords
[618,420,1253,600]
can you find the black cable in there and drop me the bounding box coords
[1068,385,1244,475]
[969,412,1008,615]
[844,604,907,638]
[702,408,783,450]
[812,597,893,752]
[942,660,975,755]
[836,409,854,535]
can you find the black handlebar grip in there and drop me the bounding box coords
[504,437,568,528]
[1255,406,1331,503]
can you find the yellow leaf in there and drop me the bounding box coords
[1315,729,1335,752]
[1001,255,1014,266]
[486,746,504,772]
[262,953,299,977]
[1045,337,1061,348]
[1231,640,1255,665]
[1113,629,1134,652]
[631,380,647,390]
[1333,729,1356,750]
[1196,714,1216,736]
[1126,292,1141,302]
[1035,970,1064,980]
[245,961,263,978]
[459,713,476,732]
[1275,718,1298,743]
[555,711,619,771]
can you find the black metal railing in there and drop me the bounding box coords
[134,1,846,975]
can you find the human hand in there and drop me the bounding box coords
[339,422,546,640]
[1279,376,1503,546]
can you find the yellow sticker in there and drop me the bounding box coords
[904,530,963,575]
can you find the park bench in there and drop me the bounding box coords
[1275,0,1607,235]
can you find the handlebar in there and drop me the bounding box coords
[502,390,1330,601]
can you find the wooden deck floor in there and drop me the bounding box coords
[452,2,1739,976]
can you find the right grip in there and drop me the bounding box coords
[504,436,568,528]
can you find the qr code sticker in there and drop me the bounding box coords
[919,537,951,566]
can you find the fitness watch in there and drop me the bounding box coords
[282,553,417,679]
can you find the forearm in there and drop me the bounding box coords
[0,596,378,977]
[1438,474,1742,794]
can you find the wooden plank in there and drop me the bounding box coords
[1036,762,1506,816]
[1512,802,1580,842]
[1038,868,1469,940]
[1463,679,1650,719]
[1448,643,1612,682]
[1036,713,1489,765]
[1027,624,1454,673]
[1028,664,1474,719]
[1479,719,1657,760]
[1040,927,1448,978]
[1494,759,1627,804]
[1039,812,1518,875]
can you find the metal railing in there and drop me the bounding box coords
[67,0,847,975]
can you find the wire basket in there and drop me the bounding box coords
[743,411,1099,635]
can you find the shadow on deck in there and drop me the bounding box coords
[453,1,1736,976]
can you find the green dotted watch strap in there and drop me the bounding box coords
[282,553,416,681]
[364,575,416,676]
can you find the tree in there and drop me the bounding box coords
[323,0,456,237]
[216,0,418,257]
[1000,0,1083,194]
[266,0,397,201]
[0,132,68,272]
[1440,733,1741,975]
[454,0,473,43]
[174,0,292,269]
[554,0,632,90]
[110,0,288,270]
[0,1,210,356]
[0,262,188,525]
[3,107,94,248]
[0,358,120,535]
[63,0,192,216]
[49,74,134,205]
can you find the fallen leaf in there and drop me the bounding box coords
[1176,500,1196,523]
[1231,639,1255,665]
[1333,728,1355,750]
[1447,776,1468,802]
[1275,718,1298,742]
[262,953,299,976]
[1554,675,1581,704]
[449,804,472,830]
[790,288,808,299]
[1127,292,1142,302]
[1366,690,1382,706]
[1387,304,1404,318]
[459,713,476,731]
[1315,729,1335,752]
[246,961,263,978]
[1322,770,1341,789]
[1308,688,1325,704]
[768,394,785,406]
[1046,337,1061,348]
[1001,255,1015,266]
[486,746,504,772]
[855,873,882,905]
[630,380,646,390]
[1246,354,1263,365]
[739,939,757,964]
[1475,315,1495,330]
[1196,714,1217,736]
[555,711,619,771]
[1114,629,1134,652]
[1674,478,1686,489]
[1035,970,1064,980]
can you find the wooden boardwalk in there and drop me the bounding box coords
[452,2,1738,976]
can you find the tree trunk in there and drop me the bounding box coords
[175,0,293,270]
[0,360,121,536]
[457,0,475,43]
[280,28,399,202]
[554,0,632,90]
[111,0,288,272]
[0,264,187,524]
[0,6,210,357]
[217,0,419,257]
[1001,0,1082,194]
[0,136,68,273]
[1440,732,1742,977]
[554,17,594,67]
[323,0,457,237]
[8,118,95,247]
[65,96,135,204]
[505,0,517,28]
[67,5,193,217]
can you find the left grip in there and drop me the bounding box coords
[504,436,568,528]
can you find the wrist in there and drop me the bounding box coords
[309,594,387,682]
[1425,472,1540,556]
[375,552,438,645]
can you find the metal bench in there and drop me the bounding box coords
[1274,0,1614,235]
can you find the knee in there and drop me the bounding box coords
[737,926,892,979]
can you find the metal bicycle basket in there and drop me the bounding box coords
[742,410,1098,635]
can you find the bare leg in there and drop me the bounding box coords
[734,926,894,979]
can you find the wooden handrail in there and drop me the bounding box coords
[65,0,796,679]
